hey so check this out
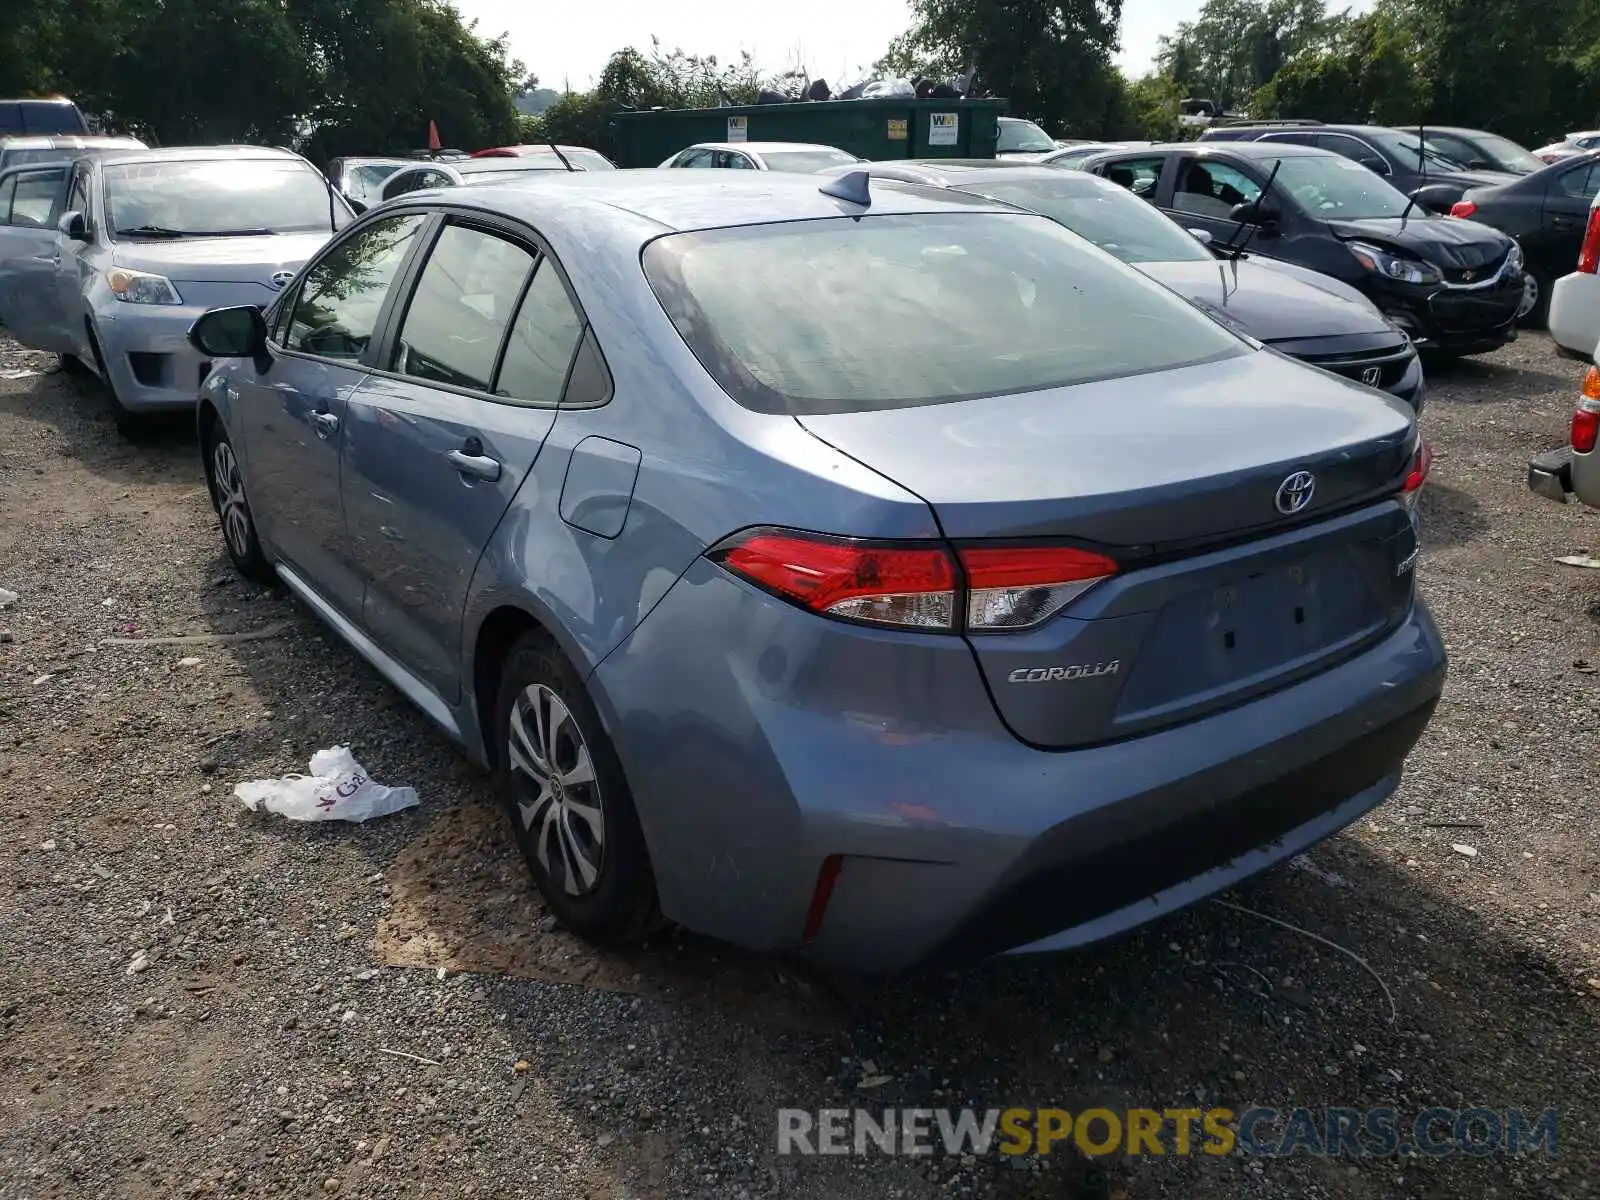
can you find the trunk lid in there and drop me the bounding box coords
[797,349,1419,748]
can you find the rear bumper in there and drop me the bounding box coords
[1548,271,1600,360]
[593,558,1448,974]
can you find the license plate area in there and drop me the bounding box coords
[1114,547,1387,725]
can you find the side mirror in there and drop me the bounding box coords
[57,211,89,242]
[1188,227,1214,246]
[1410,184,1460,213]
[1358,157,1391,176]
[1229,198,1279,226]
[347,198,368,215]
[1467,158,1492,171]
[189,305,268,359]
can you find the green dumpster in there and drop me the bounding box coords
[609,97,1009,168]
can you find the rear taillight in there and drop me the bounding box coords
[960,545,1119,631]
[1450,200,1477,218]
[1579,207,1600,274]
[1573,367,1600,453]
[1399,440,1432,510]
[709,529,1118,633]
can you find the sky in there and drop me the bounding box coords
[451,0,1227,95]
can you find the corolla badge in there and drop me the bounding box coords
[269,270,296,289]
[1275,470,1316,515]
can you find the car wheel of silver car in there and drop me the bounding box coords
[203,423,273,584]
[496,632,659,944]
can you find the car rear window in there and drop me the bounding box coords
[642,211,1244,414]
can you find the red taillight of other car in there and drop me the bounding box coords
[1450,200,1477,218]
[1399,440,1432,510]
[710,529,1119,633]
[1572,368,1600,453]
[1578,207,1600,274]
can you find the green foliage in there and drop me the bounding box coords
[876,0,1126,137]
[0,0,522,159]
[1156,0,1328,111]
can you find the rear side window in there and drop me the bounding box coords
[644,212,1244,415]
[1557,163,1600,200]
[392,224,534,391]
[20,102,86,134]
[1099,156,1164,200]
[284,214,425,359]
[495,262,583,404]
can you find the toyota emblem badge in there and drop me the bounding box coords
[269,270,296,289]
[1274,470,1316,516]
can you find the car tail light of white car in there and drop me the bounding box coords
[1572,368,1600,453]
[1576,207,1600,275]
[709,528,1120,633]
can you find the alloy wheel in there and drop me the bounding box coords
[1518,271,1540,319]
[211,440,252,560]
[508,683,605,896]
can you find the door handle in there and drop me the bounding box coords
[310,410,340,438]
[448,447,501,482]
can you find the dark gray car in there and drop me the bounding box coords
[186,172,1446,972]
[825,160,1425,411]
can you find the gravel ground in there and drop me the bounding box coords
[1,332,1597,1199]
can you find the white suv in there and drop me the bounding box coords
[1547,189,1600,361]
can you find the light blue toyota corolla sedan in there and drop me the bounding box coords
[0,145,348,430]
[187,171,1446,973]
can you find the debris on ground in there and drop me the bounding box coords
[234,745,420,823]
[1556,554,1600,569]
[0,587,17,609]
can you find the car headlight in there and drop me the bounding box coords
[1346,241,1443,286]
[1506,240,1525,271]
[106,268,182,305]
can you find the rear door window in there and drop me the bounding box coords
[390,223,535,391]
[20,102,86,134]
[1097,156,1165,201]
[676,148,715,168]
[494,260,584,405]
[643,211,1244,415]
[283,213,426,360]
[1556,162,1600,200]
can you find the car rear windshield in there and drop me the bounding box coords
[961,177,1214,264]
[997,119,1057,154]
[643,212,1245,415]
[757,148,862,173]
[106,159,338,236]
[0,102,87,134]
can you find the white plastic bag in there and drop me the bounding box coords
[234,745,419,823]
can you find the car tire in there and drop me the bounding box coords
[1518,267,1551,329]
[495,632,659,945]
[202,421,274,584]
[58,352,91,376]
[85,323,146,436]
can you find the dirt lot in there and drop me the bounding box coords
[1,331,1597,1199]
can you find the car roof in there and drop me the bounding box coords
[1103,140,1333,160]
[0,135,142,149]
[407,170,1016,239]
[854,160,1102,187]
[1394,126,1492,137]
[90,145,308,167]
[450,157,578,174]
[686,142,849,154]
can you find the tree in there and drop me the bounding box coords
[1156,0,1326,110]
[877,0,1126,136]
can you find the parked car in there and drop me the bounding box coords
[325,156,410,210]
[818,158,1424,410]
[657,142,863,171]
[185,170,1444,972]
[1527,365,1600,507]
[371,156,593,208]
[0,98,89,136]
[1037,142,1145,169]
[1084,142,1526,357]
[472,145,616,169]
[1394,126,1546,176]
[994,116,1059,156]
[1201,122,1519,213]
[1448,151,1600,325]
[1532,132,1600,165]
[0,134,145,173]
[0,145,350,430]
